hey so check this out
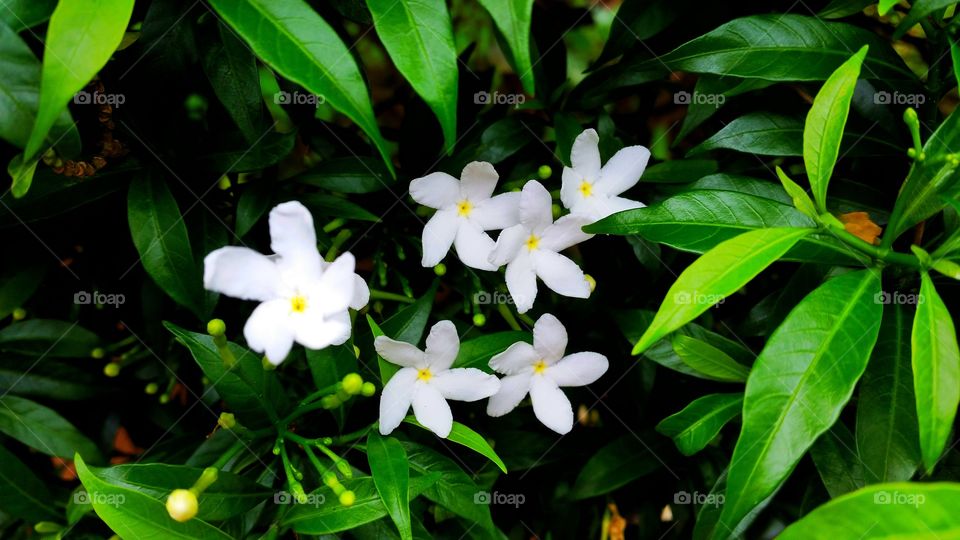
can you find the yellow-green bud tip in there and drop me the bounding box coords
[585,274,596,292]
[12,308,26,321]
[206,319,226,337]
[159,393,170,404]
[472,313,487,327]
[339,490,356,506]
[103,363,120,377]
[903,107,918,124]
[166,489,198,522]
[538,165,552,179]
[433,263,447,276]
[342,373,364,395]
[551,203,562,220]
[361,382,376,397]
[144,382,159,395]
[292,484,308,504]
[90,347,105,359]
[218,413,236,429]
[353,345,360,358]
[34,522,62,534]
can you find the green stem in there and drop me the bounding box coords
[297,383,341,407]
[824,224,923,269]
[211,440,246,470]
[496,303,522,331]
[329,424,374,445]
[369,289,415,304]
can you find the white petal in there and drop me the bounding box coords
[454,222,498,271]
[549,352,609,387]
[203,247,280,301]
[486,373,532,417]
[530,376,574,434]
[532,250,590,299]
[379,367,418,435]
[570,129,601,180]
[519,181,553,234]
[421,209,459,267]
[472,192,521,230]
[412,384,454,438]
[293,309,352,350]
[605,195,645,214]
[533,313,567,363]
[489,341,538,374]
[459,161,498,201]
[431,368,500,401]
[489,224,528,267]
[505,253,538,314]
[424,320,460,371]
[244,299,295,364]
[350,274,370,310]
[269,201,323,277]
[597,145,650,196]
[375,336,426,368]
[410,172,460,209]
[559,166,581,212]
[310,252,356,316]
[540,214,594,252]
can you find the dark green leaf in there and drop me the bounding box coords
[656,393,743,455]
[894,0,956,38]
[0,395,102,461]
[367,432,412,540]
[675,76,774,144]
[810,422,864,497]
[201,22,264,145]
[300,193,381,222]
[404,417,507,473]
[0,443,57,522]
[294,157,392,193]
[0,319,98,357]
[401,442,494,530]
[570,434,665,499]
[0,0,57,31]
[641,159,718,183]
[594,0,681,67]
[452,331,531,372]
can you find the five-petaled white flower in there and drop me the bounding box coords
[486,313,608,434]
[560,128,650,222]
[376,320,501,438]
[489,181,593,314]
[203,201,369,365]
[411,161,520,271]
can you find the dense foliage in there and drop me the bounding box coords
[1,0,960,538]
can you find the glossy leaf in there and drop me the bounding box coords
[451,331,531,372]
[294,157,393,193]
[894,0,956,38]
[809,423,864,497]
[570,434,666,499]
[775,166,817,219]
[0,443,57,522]
[476,0,535,94]
[656,393,743,455]
[675,76,774,144]
[0,395,102,461]
[0,0,57,31]
[368,432,412,540]
[401,442,494,530]
[404,417,507,473]
[0,319,98,357]
[641,159,719,183]
[300,193,381,222]
[201,22,264,145]
[671,335,749,382]
[594,0,680,67]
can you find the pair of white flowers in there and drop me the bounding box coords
[375,314,608,437]
[412,128,650,313]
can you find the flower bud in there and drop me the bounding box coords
[341,373,363,395]
[538,165,552,179]
[472,313,487,327]
[12,308,26,321]
[166,489,198,522]
[339,490,356,506]
[206,319,226,337]
[218,413,236,430]
[361,382,376,397]
[90,347,105,359]
[552,203,561,220]
[322,471,339,487]
[144,382,159,395]
[584,274,596,293]
[291,483,308,504]
[103,363,120,377]
[34,522,62,533]
[433,263,447,276]
[321,395,341,409]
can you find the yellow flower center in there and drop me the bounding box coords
[533,360,548,374]
[290,295,308,313]
[525,234,540,251]
[578,180,594,198]
[416,368,433,381]
[456,199,473,217]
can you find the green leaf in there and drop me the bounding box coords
[294,157,393,193]
[819,0,874,18]
[201,22,264,145]
[675,76,774,144]
[656,393,743,455]
[775,166,818,219]
[894,0,957,39]
[671,336,750,382]
[128,174,206,319]
[569,434,666,499]
[74,455,233,540]
[368,284,438,382]
[594,0,681,67]
[878,0,899,15]
[300,193,381,222]
[681,174,792,204]
[401,441,494,530]
[640,159,719,183]
[0,443,57,522]
[633,227,812,354]
[476,0,535,94]
[778,482,960,539]
[809,422,864,497]
[0,357,106,400]
[804,46,867,212]
[716,269,883,538]
[855,303,920,484]
[0,0,57,32]
[911,272,960,472]
[366,0,458,151]
[452,331,531,372]
[0,319,98,357]
[234,181,272,237]
[367,432,412,540]
[206,0,394,175]
[653,15,913,81]
[404,417,507,473]
[196,130,295,173]
[0,395,102,462]
[164,321,290,427]
[23,0,135,159]
[952,37,960,89]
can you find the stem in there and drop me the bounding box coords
[211,440,246,469]
[369,289,415,304]
[297,383,341,407]
[329,424,374,445]
[496,303,522,331]
[824,224,923,269]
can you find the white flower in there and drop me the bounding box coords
[410,161,520,271]
[488,181,593,314]
[560,128,650,222]
[203,201,368,364]
[376,320,501,438]
[486,313,608,434]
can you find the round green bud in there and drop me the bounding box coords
[584,274,596,293]
[321,395,341,409]
[90,347,105,359]
[218,413,236,429]
[34,522,62,533]
[217,176,231,190]
[322,471,339,487]
[12,308,26,321]
[206,319,226,337]
[538,164,553,179]
[145,382,159,395]
[342,373,364,395]
[166,489,198,522]
[103,363,120,377]
[184,93,208,113]
[339,490,356,506]
[472,313,487,327]
[552,203,562,220]
[159,393,171,404]
[361,382,376,397]
[433,263,447,276]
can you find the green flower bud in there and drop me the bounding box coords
[207,319,226,337]
[90,347,105,359]
[159,393,171,404]
[166,489,198,522]
[472,313,487,327]
[335,459,352,476]
[291,483,308,504]
[322,471,339,487]
[538,164,553,179]
[361,382,376,397]
[103,363,120,377]
[321,395,341,409]
[144,382,159,395]
[551,203,562,220]
[12,308,26,321]
[34,522,62,533]
[433,263,447,276]
[218,413,236,429]
[339,490,356,506]
[341,373,363,395]
[353,345,360,358]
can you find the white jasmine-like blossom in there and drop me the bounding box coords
[488,181,593,314]
[410,161,520,271]
[203,201,368,364]
[560,128,650,222]
[486,313,608,434]
[376,320,501,437]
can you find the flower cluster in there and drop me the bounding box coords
[377,314,608,436]
[411,128,650,313]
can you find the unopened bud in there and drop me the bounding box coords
[339,490,356,506]
[361,382,376,397]
[166,489,198,522]
[90,347,105,359]
[144,382,159,395]
[433,263,447,276]
[538,164,552,179]
[218,413,236,429]
[472,313,487,327]
[341,373,363,395]
[12,308,26,321]
[103,363,120,377]
[206,319,226,337]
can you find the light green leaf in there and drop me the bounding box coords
[633,227,812,354]
[671,335,749,382]
[878,0,899,15]
[404,417,507,473]
[716,269,883,538]
[0,395,102,462]
[804,46,867,212]
[24,0,135,159]
[366,0,458,151]
[476,0,535,94]
[368,432,412,540]
[912,271,960,472]
[206,0,394,175]
[894,0,957,38]
[656,393,743,455]
[775,166,818,219]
